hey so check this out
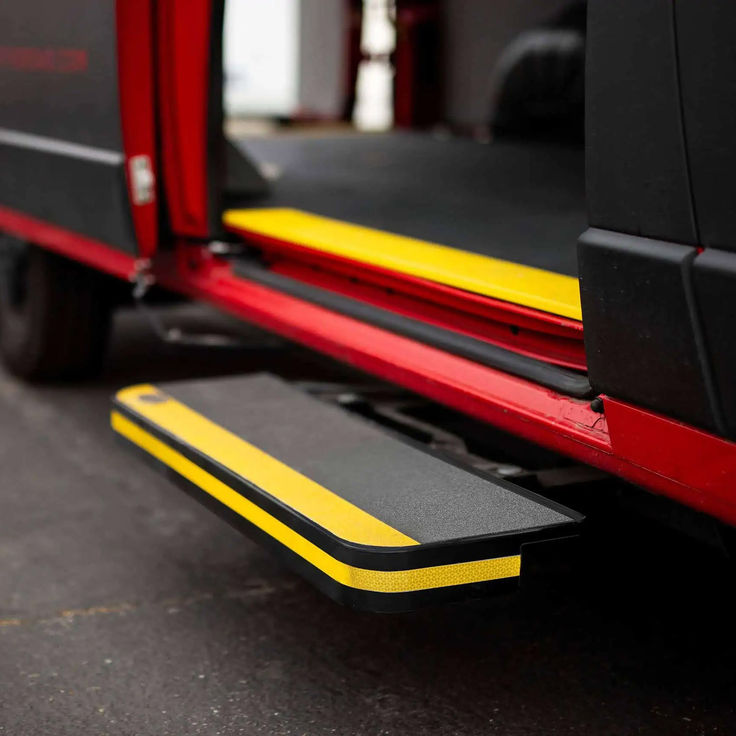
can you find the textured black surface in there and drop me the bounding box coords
[0,0,121,148]
[586,0,697,244]
[693,249,736,437]
[237,132,586,276]
[0,146,137,253]
[578,228,716,431]
[676,0,736,252]
[224,139,269,199]
[160,374,575,545]
[3,303,736,735]
[234,261,592,397]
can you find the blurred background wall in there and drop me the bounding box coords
[223,0,581,132]
[441,0,577,129]
[224,0,347,120]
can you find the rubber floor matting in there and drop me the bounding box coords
[236,132,586,277]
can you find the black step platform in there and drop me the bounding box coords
[112,374,581,611]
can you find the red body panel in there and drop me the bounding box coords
[156,0,214,239]
[605,399,736,523]
[0,206,135,279]
[116,0,158,258]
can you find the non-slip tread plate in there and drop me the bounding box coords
[112,375,580,609]
[162,375,573,542]
[118,374,575,544]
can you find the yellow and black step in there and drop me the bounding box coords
[112,374,580,612]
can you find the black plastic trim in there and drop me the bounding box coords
[579,227,721,432]
[693,249,736,438]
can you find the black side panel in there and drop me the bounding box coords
[693,250,736,437]
[585,0,696,244]
[675,1,736,252]
[0,146,134,250]
[676,1,736,437]
[0,0,137,252]
[578,228,715,430]
[580,0,729,434]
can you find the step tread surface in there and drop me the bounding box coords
[118,374,575,546]
[112,374,580,610]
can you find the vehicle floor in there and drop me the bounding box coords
[237,131,586,277]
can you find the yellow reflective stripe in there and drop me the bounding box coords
[111,410,521,592]
[114,385,416,548]
[224,207,582,320]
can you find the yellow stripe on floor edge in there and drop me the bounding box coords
[111,410,521,593]
[224,207,582,320]
[114,385,415,548]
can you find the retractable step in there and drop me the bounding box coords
[111,374,581,612]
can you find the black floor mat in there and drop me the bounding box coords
[235,132,586,277]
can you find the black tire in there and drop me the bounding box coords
[0,238,113,381]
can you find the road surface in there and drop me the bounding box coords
[1,305,735,735]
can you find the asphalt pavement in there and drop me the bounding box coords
[1,304,735,735]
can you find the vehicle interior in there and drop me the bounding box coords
[223,0,587,324]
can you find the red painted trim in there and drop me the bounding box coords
[8,222,734,527]
[269,258,586,369]
[116,0,159,257]
[273,244,580,334]
[368,263,582,338]
[0,46,88,73]
[158,247,604,445]
[229,224,585,368]
[157,0,213,238]
[154,246,736,527]
[0,206,136,279]
[604,398,736,524]
[231,225,581,334]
